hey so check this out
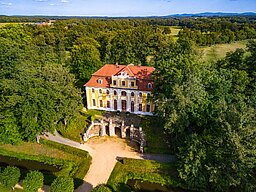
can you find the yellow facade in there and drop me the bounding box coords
[85,65,155,115]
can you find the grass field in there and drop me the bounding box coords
[170,26,181,36]
[107,158,181,192]
[0,23,33,27]
[200,40,247,61]
[170,26,181,41]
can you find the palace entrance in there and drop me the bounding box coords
[114,100,117,110]
[121,100,127,112]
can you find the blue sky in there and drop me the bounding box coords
[0,0,256,16]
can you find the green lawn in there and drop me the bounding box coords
[57,109,105,142]
[107,158,182,192]
[170,26,181,36]
[140,116,172,154]
[170,26,181,41]
[200,40,247,61]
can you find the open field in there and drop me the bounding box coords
[200,40,248,61]
[169,26,181,41]
[170,26,181,36]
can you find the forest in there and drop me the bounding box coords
[0,16,255,191]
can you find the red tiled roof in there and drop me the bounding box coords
[85,64,155,91]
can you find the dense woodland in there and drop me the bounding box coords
[0,16,255,191]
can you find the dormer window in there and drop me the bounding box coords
[147,83,152,89]
[97,79,103,84]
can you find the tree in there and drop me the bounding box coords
[0,166,20,189]
[70,43,102,86]
[0,61,82,141]
[23,171,44,192]
[92,184,112,192]
[154,40,256,191]
[50,176,74,192]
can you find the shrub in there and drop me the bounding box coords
[92,184,112,192]
[0,166,20,189]
[50,176,74,192]
[23,170,44,192]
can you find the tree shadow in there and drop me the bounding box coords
[75,181,93,192]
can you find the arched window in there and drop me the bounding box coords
[139,92,142,97]
[147,93,151,98]
[131,101,134,112]
[99,89,102,94]
[114,90,117,96]
[106,90,109,95]
[92,88,95,93]
[121,91,127,96]
[131,92,134,97]
[147,83,152,89]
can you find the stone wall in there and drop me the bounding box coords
[83,119,146,153]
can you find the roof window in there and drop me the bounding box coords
[97,79,103,84]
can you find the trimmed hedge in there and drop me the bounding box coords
[50,176,74,192]
[0,140,91,188]
[40,139,91,180]
[23,170,44,192]
[92,184,112,192]
[0,166,20,189]
[107,158,183,192]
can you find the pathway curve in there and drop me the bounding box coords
[44,132,175,192]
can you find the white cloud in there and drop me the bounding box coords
[49,3,55,6]
[1,2,12,6]
[61,0,69,3]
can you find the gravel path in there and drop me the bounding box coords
[44,132,175,192]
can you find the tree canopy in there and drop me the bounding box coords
[154,39,256,191]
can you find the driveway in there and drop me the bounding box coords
[45,132,175,192]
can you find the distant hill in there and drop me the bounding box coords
[166,12,256,17]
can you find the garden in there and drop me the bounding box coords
[107,158,186,192]
[0,139,91,191]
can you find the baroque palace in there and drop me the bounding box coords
[84,64,155,115]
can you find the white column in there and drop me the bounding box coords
[110,89,114,111]
[117,90,121,111]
